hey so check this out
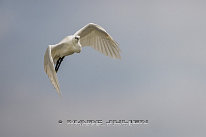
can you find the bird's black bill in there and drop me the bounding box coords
[55,56,65,73]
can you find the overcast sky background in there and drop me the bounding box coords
[0,0,206,137]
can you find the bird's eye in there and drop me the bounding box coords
[75,37,79,40]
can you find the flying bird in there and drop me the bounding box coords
[44,23,121,95]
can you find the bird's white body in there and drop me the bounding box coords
[51,36,81,64]
[44,23,121,95]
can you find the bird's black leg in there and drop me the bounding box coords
[55,56,65,72]
[55,59,60,72]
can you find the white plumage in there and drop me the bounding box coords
[44,23,121,95]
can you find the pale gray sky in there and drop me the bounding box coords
[0,0,206,137]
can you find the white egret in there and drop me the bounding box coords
[44,23,121,95]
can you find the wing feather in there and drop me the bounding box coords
[96,36,101,52]
[109,40,120,58]
[102,39,109,56]
[101,39,106,56]
[99,37,104,53]
[104,39,112,57]
[94,36,98,50]
[44,45,61,95]
[107,40,115,58]
[74,23,121,59]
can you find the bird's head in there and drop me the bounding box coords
[74,35,80,41]
[72,35,82,53]
[72,35,80,44]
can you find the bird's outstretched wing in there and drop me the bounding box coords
[44,45,61,95]
[74,23,121,59]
